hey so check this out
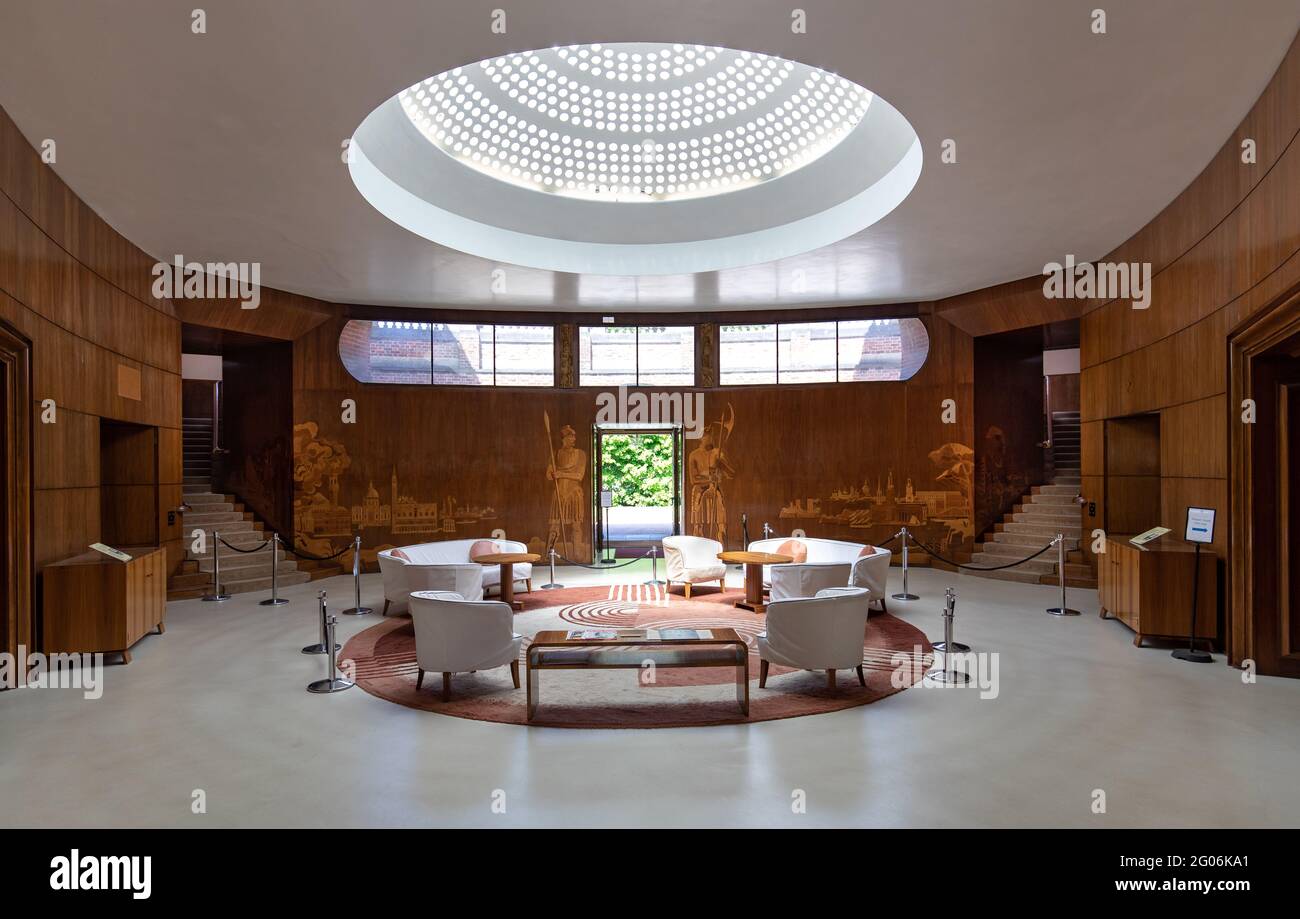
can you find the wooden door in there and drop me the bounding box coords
[0,320,33,662]
[1248,355,1300,676]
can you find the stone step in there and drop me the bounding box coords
[179,569,313,598]
[990,530,1078,550]
[185,531,265,558]
[195,550,294,573]
[969,548,1094,581]
[974,541,1062,564]
[1026,493,1078,507]
[969,552,1056,576]
[182,492,230,507]
[184,510,250,527]
[1002,520,1083,538]
[1034,484,1079,495]
[183,477,209,487]
[1016,499,1080,514]
[186,521,262,540]
[1014,507,1081,523]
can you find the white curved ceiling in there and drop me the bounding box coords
[0,0,1296,312]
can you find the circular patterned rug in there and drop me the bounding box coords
[341,585,933,728]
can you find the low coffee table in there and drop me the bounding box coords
[526,628,749,721]
[474,552,540,611]
[717,550,792,614]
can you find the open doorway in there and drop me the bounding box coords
[593,425,682,560]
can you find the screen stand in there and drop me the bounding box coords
[1172,542,1213,663]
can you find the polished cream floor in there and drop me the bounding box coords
[2,562,1297,828]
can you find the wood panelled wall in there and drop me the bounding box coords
[0,105,184,647]
[291,310,974,566]
[1066,30,1300,665]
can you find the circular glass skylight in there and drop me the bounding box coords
[396,43,872,202]
[349,43,920,275]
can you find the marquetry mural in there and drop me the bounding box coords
[767,442,974,556]
[289,311,977,566]
[293,420,506,561]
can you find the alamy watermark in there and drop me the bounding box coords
[151,254,261,309]
[891,645,1001,699]
[595,385,705,439]
[0,645,103,699]
[1042,254,1151,310]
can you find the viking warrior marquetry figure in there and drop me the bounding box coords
[545,419,586,559]
[688,404,736,544]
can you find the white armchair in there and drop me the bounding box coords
[747,536,867,601]
[662,535,727,598]
[378,550,484,616]
[849,546,893,613]
[756,587,872,691]
[408,591,523,701]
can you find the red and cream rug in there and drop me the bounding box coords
[341,585,933,728]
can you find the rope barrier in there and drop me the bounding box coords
[908,535,1058,572]
[553,550,653,570]
[281,542,354,563]
[217,535,272,554]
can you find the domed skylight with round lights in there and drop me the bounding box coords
[397,43,872,202]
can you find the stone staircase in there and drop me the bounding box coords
[963,411,1095,587]
[167,415,326,600]
[167,485,317,600]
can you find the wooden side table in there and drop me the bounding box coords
[473,552,540,611]
[717,550,792,614]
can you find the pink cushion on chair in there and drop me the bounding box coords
[469,540,500,561]
[777,539,808,563]
[858,544,879,557]
[390,548,411,561]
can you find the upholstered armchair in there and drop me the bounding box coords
[662,535,727,598]
[408,591,523,701]
[377,549,484,616]
[849,546,892,613]
[756,587,872,690]
[747,536,866,600]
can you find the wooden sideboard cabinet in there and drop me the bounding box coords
[1097,537,1217,648]
[42,547,167,663]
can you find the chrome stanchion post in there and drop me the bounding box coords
[932,586,971,653]
[301,589,340,655]
[259,532,288,607]
[891,527,919,601]
[540,546,564,589]
[202,530,230,602]
[1046,534,1081,616]
[926,587,971,684]
[307,609,354,694]
[762,522,773,540]
[644,544,664,586]
[342,536,372,615]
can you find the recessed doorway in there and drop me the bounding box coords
[0,319,32,661]
[593,424,683,560]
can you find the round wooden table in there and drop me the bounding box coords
[718,550,792,614]
[474,552,541,612]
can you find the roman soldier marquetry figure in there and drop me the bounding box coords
[688,405,736,544]
[546,422,586,558]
